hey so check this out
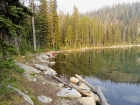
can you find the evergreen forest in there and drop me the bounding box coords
[1,1,140,57]
[0,0,140,99]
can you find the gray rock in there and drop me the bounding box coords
[24,74,36,82]
[37,95,52,103]
[57,88,81,98]
[58,83,65,88]
[16,62,41,74]
[8,85,34,105]
[34,64,57,75]
[77,97,96,105]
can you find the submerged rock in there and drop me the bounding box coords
[57,88,81,98]
[37,95,52,103]
[77,97,96,105]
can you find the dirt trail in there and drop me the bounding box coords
[15,52,81,105]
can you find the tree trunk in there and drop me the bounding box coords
[31,0,36,52]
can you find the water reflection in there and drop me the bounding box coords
[54,47,140,84]
[54,47,140,105]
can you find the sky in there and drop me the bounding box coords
[57,0,140,13]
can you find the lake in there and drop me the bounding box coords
[53,47,140,105]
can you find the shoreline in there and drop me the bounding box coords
[55,44,140,53]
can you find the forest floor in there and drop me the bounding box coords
[13,52,81,105]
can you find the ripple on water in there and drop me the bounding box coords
[123,95,140,104]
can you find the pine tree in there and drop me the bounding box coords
[37,0,49,48]
[0,0,31,59]
[72,5,79,48]
[48,0,59,49]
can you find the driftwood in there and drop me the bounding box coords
[53,75,99,102]
[75,74,108,105]
[75,74,97,93]
[53,75,67,85]
[96,87,108,105]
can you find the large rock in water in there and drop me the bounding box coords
[37,95,52,104]
[69,77,80,84]
[77,97,96,105]
[57,88,81,98]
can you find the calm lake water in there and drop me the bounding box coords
[54,47,140,105]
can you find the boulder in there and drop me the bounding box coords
[34,64,57,75]
[57,88,81,98]
[38,54,49,60]
[79,83,91,91]
[37,95,52,103]
[8,85,34,105]
[16,62,41,74]
[69,77,79,84]
[77,97,96,105]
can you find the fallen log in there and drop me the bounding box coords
[52,75,67,85]
[75,74,97,93]
[53,75,100,102]
[75,74,109,105]
[69,84,100,102]
[96,86,108,105]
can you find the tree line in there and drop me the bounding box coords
[1,1,140,58]
[59,2,140,48]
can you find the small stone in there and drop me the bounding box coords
[69,77,79,84]
[42,82,46,84]
[58,83,64,88]
[24,74,36,82]
[37,95,52,103]
[33,78,36,82]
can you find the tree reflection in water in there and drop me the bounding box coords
[53,47,140,105]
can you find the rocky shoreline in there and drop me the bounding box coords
[14,51,81,105]
[14,51,109,105]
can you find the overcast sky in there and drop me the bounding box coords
[57,0,140,13]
